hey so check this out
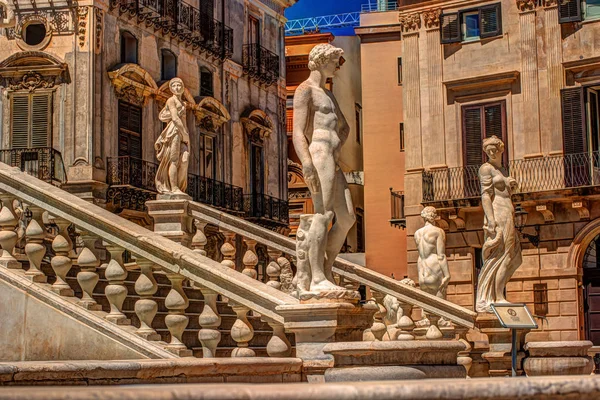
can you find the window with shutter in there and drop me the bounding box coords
[440,12,461,44]
[559,0,582,23]
[118,101,142,159]
[10,92,51,149]
[480,3,502,38]
[561,87,589,187]
[462,101,507,166]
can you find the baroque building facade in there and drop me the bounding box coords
[359,0,600,344]
[0,0,294,274]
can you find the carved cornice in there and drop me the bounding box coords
[543,0,559,8]
[398,12,421,33]
[422,9,441,29]
[516,0,537,12]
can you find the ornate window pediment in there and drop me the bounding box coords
[0,51,70,91]
[195,97,231,133]
[241,109,273,144]
[108,63,157,106]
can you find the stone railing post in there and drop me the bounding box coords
[50,217,74,296]
[266,248,282,290]
[103,243,130,325]
[76,229,101,310]
[220,231,236,269]
[164,272,192,357]
[364,290,387,341]
[230,302,255,357]
[0,194,20,269]
[133,256,161,341]
[191,220,208,256]
[24,205,47,282]
[266,320,292,357]
[197,285,222,358]
[241,238,258,280]
[396,300,415,341]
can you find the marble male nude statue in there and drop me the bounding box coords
[292,43,355,292]
[414,206,451,299]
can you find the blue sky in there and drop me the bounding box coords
[285,0,365,36]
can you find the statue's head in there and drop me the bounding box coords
[169,77,184,96]
[483,135,505,163]
[421,206,437,224]
[308,43,345,78]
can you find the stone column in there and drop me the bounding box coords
[517,1,541,158]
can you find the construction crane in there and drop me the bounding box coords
[285,11,360,35]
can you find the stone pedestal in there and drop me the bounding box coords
[276,303,376,381]
[524,341,594,376]
[477,313,529,377]
[146,199,193,246]
[322,340,467,382]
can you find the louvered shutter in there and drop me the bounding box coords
[463,106,483,166]
[440,12,460,44]
[129,105,142,134]
[561,87,589,187]
[31,94,50,148]
[11,95,29,149]
[559,0,582,23]
[480,3,502,39]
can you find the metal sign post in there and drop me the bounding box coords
[490,303,538,377]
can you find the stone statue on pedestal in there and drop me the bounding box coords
[291,43,358,303]
[414,206,451,337]
[155,78,191,199]
[476,136,522,313]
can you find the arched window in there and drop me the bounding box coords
[120,31,138,64]
[200,66,213,97]
[161,49,177,81]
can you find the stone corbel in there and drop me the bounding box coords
[572,200,590,220]
[422,9,441,30]
[398,12,421,33]
[448,212,465,231]
[535,204,555,223]
[516,0,537,12]
[435,216,450,232]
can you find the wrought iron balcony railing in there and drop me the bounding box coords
[422,151,600,203]
[243,193,289,225]
[0,147,66,184]
[111,0,233,60]
[242,43,280,86]
[106,156,243,213]
[390,189,405,229]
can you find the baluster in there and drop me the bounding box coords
[24,205,47,282]
[191,220,207,256]
[266,249,282,290]
[54,218,75,260]
[230,302,255,357]
[0,194,21,269]
[241,238,258,280]
[266,321,291,357]
[164,273,192,356]
[197,285,221,358]
[396,300,415,341]
[134,256,160,341]
[366,289,387,341]
[76,230,101,310]
[426,314,443,340]
[50,217,74,296]
[103,243,130,325]
[220,231,236,269]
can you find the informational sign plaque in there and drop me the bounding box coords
[490,303,538,329]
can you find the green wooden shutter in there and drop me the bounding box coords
[31,94,50,148]
[11,95,29,149]
[559,0,582,23]
[480,3,502,39]
[463,106,483,166]
[440,12,461,44]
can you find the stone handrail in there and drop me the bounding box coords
[0,163,298,325]
[188,201,477,329]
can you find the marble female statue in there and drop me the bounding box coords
[476,136,522,313]
[291,43,357,300]
[155,77,190,197]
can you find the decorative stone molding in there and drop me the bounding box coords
[114,85,146,106]
[536,204,555,223]
[0,51,70,91]
[241,109,273,143]
[108,63,157,106]
[15,14,52,51]
[77,6,88,48]
[448,212,465,231]
[95,9,103,52]
[572,200,590,220]
[543,0,559,8]
[398,12,421,33]
[422,9,441,29]
[516,0,537,12]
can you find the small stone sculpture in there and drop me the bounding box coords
[291,43,358,303]
[155,78,190,199]
[476,136,522,313]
